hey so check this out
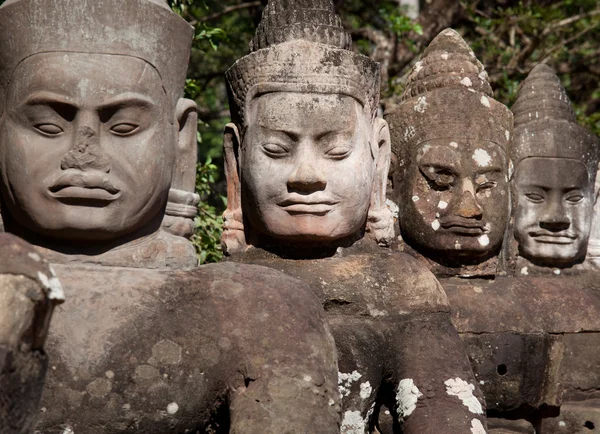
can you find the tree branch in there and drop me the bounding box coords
[193,2,262,24]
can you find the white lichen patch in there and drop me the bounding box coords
[455,241,462,250]
[444,378,484,414]
[62,427,75,434]
[449,141,459,148]
[472,149,492,167]
[461,77,473,87]
[478,70,488,81]
[438,201,448,210]
[414,61,423,73]
[480,95,491,108]
[341,410,366,434]
[478,235,490,247]
[554,269,561,275]
[412,196,420,203]
[339,370,362,397]
[167,402,179,415]
[414,96,428,113]
[386,199,400,218]
[505,130,511,141]
[520,267,529,276]
[441,52,449,60]
[360,381,373,400]
[303,375,312,382]
[396,379,422,419]
[470,418,486,434]
[37,271,66,301]
[432,220,441,231]
[404,125,416,141]
[28,252,41,262]
[368,305,388,317]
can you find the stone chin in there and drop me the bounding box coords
[516,233,589,267]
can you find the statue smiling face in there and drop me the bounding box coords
[510,64,599,267]
[0,0,198,250]
[386,29,513,265]
[223,15,394,253]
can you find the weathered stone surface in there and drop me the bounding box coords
[385,28,513,277]
[509,64,600,270]
[38,262,341,433]
[0,0,199,269]
[539,401,600,433]
[488,418,536,433]
[0,234,63,433]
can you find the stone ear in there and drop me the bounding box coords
[162,98,200,239]
[222,123,247,254]
[367,117,395,247]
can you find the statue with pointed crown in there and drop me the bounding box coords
[223,3,488,433]
[385,29,513,277]
[0,1,344,432]
[510,64,599,271]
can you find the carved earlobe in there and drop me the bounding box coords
[163,98,200,239]
[222,123,248,254]
[366,117,395,247]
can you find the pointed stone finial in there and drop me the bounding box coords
[512,64,576,127]
[249,0,352,52]
[401,28,492,101]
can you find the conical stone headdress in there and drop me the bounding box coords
[0,0,193,114]
[385,29,513,163]
[226,0,380,130]
[511,64,599,179]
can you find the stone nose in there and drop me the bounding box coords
[60,126,110,173]
[287,161,327,193]
[456,179,483,219]
[539,201,571,232]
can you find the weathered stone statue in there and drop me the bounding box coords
[1,233,63,434]
[509,64,600,273]
[385,29,513,277]
[0,1,342,432]
[224,2,487,433]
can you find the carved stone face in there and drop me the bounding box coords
[514,158,593,265]
[399,140,509,259]
[0,53,175,242]
[241,92,375,244]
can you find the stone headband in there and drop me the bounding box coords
[226,39,380,130]
[386,87,513,160]
[0,0,194,114]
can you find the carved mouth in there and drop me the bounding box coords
[49,171,121,204]
[530,232,577,244]
[279,198,338,216]
[440,219,486,236]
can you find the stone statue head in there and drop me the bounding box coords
[0,0,199,249]
[385,29,513,265]
[222,0,394,254]
[510,64,599,267]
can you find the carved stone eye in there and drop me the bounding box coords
[35,123,63,136]
[111,123,139,136]
[525,193,544,203]
[262,143,288,157]
[565,194,584,204]
[325,147,351,160]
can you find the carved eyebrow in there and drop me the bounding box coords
[97,93,155,111]
[23,91,77,108]
[476,167,503,175]
[258,125,300,142]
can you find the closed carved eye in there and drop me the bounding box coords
[565,193,584,204]
[477,181,497,191]
[110,123,139,136]
[262,143,289,157]
[525,193,544,203]
[35,123,63,136]
[325,147,351,160]
[421,167,456,191]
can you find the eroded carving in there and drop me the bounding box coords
[510,64,599,270]
[385,29,513,276]
[224,3,487,432]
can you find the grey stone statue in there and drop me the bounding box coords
[223,2,488,433]
[385,29,513,278]
[0,1,342,432]
[510,64,600,273]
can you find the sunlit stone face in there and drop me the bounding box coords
[0,53,176,241]
[514,158,593,266]
[399,139,509,259]
[241,92,375,244]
